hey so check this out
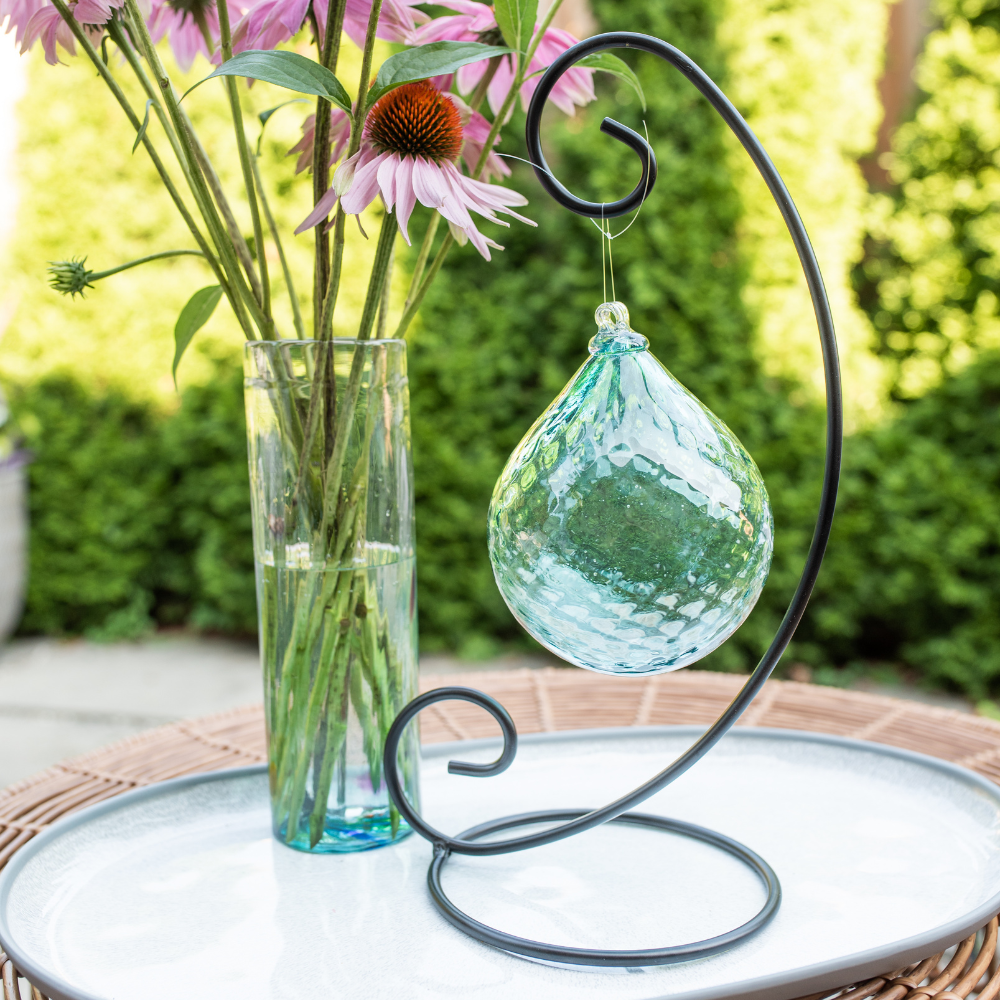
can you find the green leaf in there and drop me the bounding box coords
[368,42,512,106]
[576,52,647,111]
[259,97,310,127]
[173,286,223,387]
[186,51,352,113]
[132,99,154,154]
[493,0,537,54]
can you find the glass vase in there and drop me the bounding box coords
[244,339,419,853]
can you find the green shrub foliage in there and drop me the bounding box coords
[9,0,1000,702]
[807,351,1000,697]
[857,0,1000,401]
[9,353,256,640]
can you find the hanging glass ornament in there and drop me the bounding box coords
[488,301,773,675]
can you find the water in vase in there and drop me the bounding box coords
[257,554,419,852]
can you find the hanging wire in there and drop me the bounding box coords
[498,122,651,308]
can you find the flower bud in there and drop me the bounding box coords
[47,258,94,297]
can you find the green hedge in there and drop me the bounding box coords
[9,0,1000,703]
[10,351,256,640]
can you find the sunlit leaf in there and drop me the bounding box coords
[368,42,511,106]
[132,99,154,154]
[258,98,310,128]
[173,285,223,387]
[493,0,537,54]
[186,51,352,113]
[576,52,646,110]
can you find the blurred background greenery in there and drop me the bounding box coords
[2,0,999,699]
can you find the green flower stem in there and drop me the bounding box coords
[312,212,394,540]
[403,212,439,314]
[468,54,501,112]
[122,0,268,338]
[183,117,266,309]
[319,207,346,339]
[277,348,386,844]
[88,249,206,282]
[272,384,379,840]
[312,0,349,335]
[376,241,395,338]
[47,1,241,330]
[394,33,538,339]
[112,16,264,312]
[524,0,565,65]
[392,231,453,337]
[215,0,273,331]
[357,211,397,340]
[316,0,384,334]
[251,151,306,338]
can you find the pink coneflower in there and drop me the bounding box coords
[287,106,352,174]
[0,0,47,47]
[295,80,533,261]
[446,92,509,180]
[231,0,426,53]
[147,0,243,72]
[13,0,117,64]
[408,0,594,117]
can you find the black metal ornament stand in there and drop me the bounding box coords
[384,31,843,969]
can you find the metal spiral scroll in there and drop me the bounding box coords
[384,31,843,968]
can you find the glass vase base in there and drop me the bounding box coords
[275,807,414,854]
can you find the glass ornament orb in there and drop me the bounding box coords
[487,302,773,675]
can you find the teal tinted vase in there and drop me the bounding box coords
[488,302,772,675]
[245,340,419,852]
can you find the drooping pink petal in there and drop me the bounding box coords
[523,26,595,114]
[340,151,386,215]
[73,0,121,25]
[393,155,416,244]
[376,152,400,212]
[409,156,450,211]
[406,9,476,43]
[0,0,47,46]
[21,5,73,64]
[230,0,309,53]
[288,107,352,174]
[147,0,242,71]
[317,0,427,48]
[294,184,339,235]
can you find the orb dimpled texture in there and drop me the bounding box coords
[488,302,773,675]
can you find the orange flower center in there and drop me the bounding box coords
[367,81,463,162]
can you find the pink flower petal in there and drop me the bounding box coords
[340,151,385,215]
[294,185,339,235]
[410,156,449,210]
[394,156,416,244]
[377,152,400,212]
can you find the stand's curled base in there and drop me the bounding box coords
[385,23,844,972]
[385,687,782,968]
[430,809,781,968]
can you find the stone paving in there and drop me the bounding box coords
[0,636,560,788]
[0,635,973,790]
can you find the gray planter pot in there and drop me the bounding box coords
[0,456,28,642]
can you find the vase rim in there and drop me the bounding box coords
[245,338,406,349]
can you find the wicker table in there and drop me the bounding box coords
[3,668,1000,1000]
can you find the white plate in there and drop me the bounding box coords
[2,727,1000,1000]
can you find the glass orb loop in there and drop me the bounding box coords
[488,302,773,675]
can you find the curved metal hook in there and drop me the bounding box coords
[384,688,518,846]
[524,36,658,218]
[386,31,842,860]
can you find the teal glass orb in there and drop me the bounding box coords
[487,302,773,675]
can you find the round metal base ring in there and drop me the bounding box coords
[428,808,781,969]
